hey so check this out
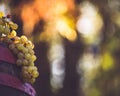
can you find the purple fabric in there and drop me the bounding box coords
[0,45,16,64]
[0,73,36,96]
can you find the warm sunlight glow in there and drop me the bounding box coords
[76,1,103,44]
[55,17,77,41]
[21,0,75,36]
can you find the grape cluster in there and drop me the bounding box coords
[0,13,39,84]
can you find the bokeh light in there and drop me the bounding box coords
[48,41,65,91]
[76,1,103,44]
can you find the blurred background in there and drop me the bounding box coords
[0,0,120,96]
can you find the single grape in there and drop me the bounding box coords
[12,47,19,54]
[10,23,18,30]
[20,35,28,44]
[32,70,39,78]
[9,43,15,50]
[16,59,22,66]
[8,30,16,38]
[28,66,34,73]
[25,53,31,60]
[26,40,34,49]
[31,55,37,61]
[28,49,35,55]
[33,66,38,71]
[22,59,29,65]
[3,26,10,35]
[17,52,24,59]
[16,43,24,51]
[29,62,34,66]
[13,36,20,43]
[21,47,28,53]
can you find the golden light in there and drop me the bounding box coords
[20,0,75,36]
[76,1,103,44]
[55,16,77,41]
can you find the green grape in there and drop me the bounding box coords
[12,47,19,54]
[28,59,34,63]
[28,59,34,65]
[29,62,34,66]
[3,26,10,35]
[16,43,24,51]
[28,49,35,55]
[21,47,28,53]
[31,55,37,61]
[29,78,35,84]
[0,18,4,25]
[8,21,14,25]
[22,66,28,71]
[28,66,34,73]
[17,52,24,59]
[10,23,18,30]
[22,59,29,65]
[26,40,34,49]
[22,72,29,79]
[21,65,39,83]
[32,70,39,78]
[9,43,15,50]
[25,53,31,60]
[26,46,33,51]
[0,25,4,33]
[33,66,37,70]
[13,36,20,43]
[33,66,38,71]
[20,35,28,44]
[21,67,30,78]
[22,70,29,75]
[8,30,16,38]
[16,59,22,66]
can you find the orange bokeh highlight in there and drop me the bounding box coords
[21,0,75,35]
